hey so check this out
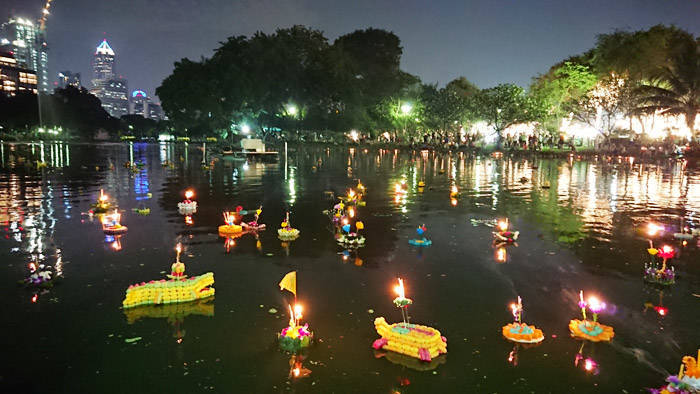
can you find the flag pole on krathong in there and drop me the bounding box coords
[277,270,313,351]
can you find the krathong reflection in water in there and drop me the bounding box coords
[574,342,600,375]
[123,298,215,343]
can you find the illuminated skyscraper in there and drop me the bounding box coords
[91,39,128,117]
[130,89,164,120]
[92,39,114,82]
[0,50,38,95]
[0,17,49,93]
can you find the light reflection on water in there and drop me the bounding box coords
[0,142,698,393]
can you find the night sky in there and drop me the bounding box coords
[4,0,700,102]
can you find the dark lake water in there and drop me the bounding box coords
[1,142,698,393]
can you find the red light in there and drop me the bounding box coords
[654,306,668,316]
[31,294,38,303]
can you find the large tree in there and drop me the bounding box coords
[635,35,700,138]
[471,84,544,146]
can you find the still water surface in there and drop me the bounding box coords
[1,143,698,393]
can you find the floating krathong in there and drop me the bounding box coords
[278,271,313,352]
[19,261,58,288]
[493,219,519,244]
[122,243,214,308]
[655,349,700,394]
[177,189,197,214]
[102,211,128,234]
[241,206,266,232]
[372,278,447,362]
[278,212,300,240]
[337,221,365,247]
[90,189,112,213]
[408,224,432,246]
[645,243,676,286]
[218,209,243,236]
[502,296,544,344]
[568,291,614,342]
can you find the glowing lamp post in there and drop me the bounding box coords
[399,102,412,136]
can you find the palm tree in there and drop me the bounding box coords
[635,39,699,138]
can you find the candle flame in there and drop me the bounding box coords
[498,220,509,232]
[294,304,303,321]
[394,278,405,299]
[185,189,194,200]
[99,189,108,202]
[176,243,182,254]
[450,198,458,206]
[587,296,605,313]
[661,245,673,254]
[293,367,300,377]
[451,185,458,194]
[348,207,355,218]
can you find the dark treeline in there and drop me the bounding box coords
[0,86,165,140]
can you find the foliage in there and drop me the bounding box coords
[634,35,700,137]
[568,73,629,138]
[0,86,119,139]
[471,84,544,145]
[530,62,597,136]
[156,26,411,139]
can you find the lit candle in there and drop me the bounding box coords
[587,296,605,323]
[294,304,303,326]
[185,189,194,201]
[175,243,182,263]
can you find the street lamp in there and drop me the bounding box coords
[399,102,412,137]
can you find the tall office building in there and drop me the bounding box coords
[90,39,128,117]
[0,50,38,95]
[0,17,49,93]
[57,71,80,89]
[92,39,114,82]
[130,89,164,120]
[100,78,129,118]
[131,89,148,116]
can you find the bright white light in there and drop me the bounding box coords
[241,124,250,134]
[400,103,412,115]
[349,130,359,142]
[286,104,298,116]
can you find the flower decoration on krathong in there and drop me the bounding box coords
[356,221,364,231]
[657,245,675,260]
[342,224,351,233]
[648,248,659,256]
[416,225,427,236]
[280,323,312,339]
